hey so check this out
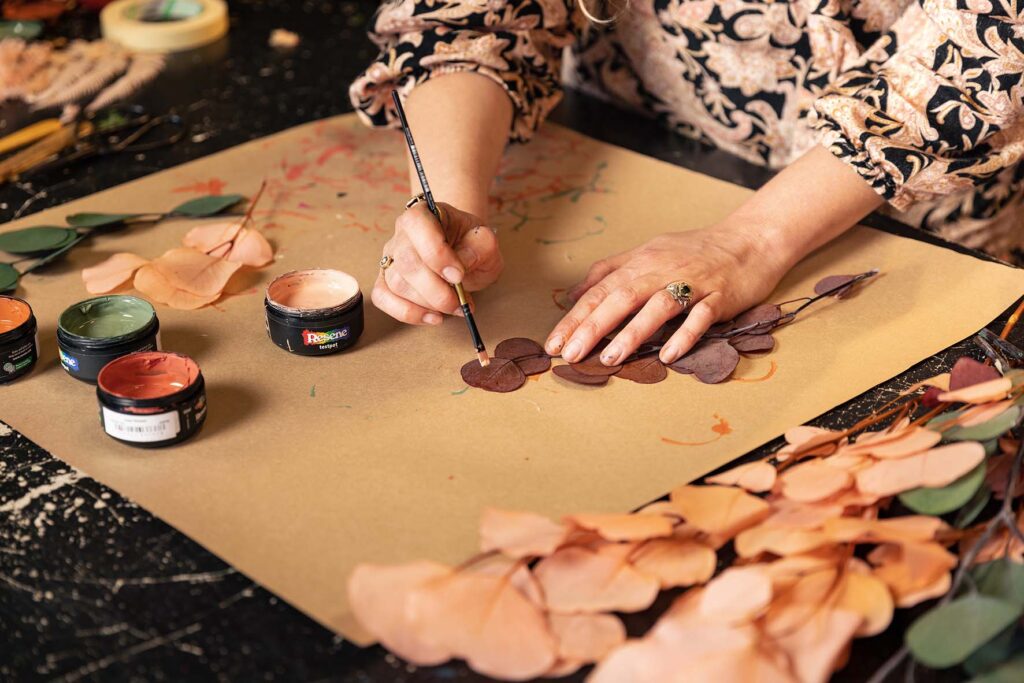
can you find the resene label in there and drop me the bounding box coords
[59,350,80,371]
[302,327,349,347]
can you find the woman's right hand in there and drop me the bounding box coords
[371,201,504,325]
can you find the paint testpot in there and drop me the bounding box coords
[0,296,38,383]
[57,295,160,383]
[265,269,363,356]
[96,352,207,448]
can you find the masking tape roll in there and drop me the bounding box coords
[101,0,229,53]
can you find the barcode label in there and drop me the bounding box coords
[102,407,180,443]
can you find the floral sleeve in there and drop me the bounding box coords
[349,0,578,143]
[812,0,1023,212]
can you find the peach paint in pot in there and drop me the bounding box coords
[0,295,38,383]
[264,269,364,355]
[96,352,207,448]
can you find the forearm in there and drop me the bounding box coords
[729,145,884,272]
[403,72,513,220]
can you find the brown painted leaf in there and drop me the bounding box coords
[730,334,775,353]
[731,303,782,332]
[461,357,527,393]
[493,337,551,376]
[616,356,668,384]
[814,274,857,298]
[553,364,611,386]
[949,357,1000,390]
[569,350,622,376]
[669,339,740,384]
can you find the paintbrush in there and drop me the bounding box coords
[391,90,490,367]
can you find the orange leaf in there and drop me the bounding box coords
[780,460,852,502]
[823,516,946,544]
[668,485,771,538]
[836,570,893,637]
[534,544,660,614]
[764,553,842,588]
[81,252,149,294]
[773,609,862,683]
[735,524,831,558]
[699,566,772,623]
[226,228,275,267]
[631,538,717,587]
[706,461,777,493]
[566,512,674,542]
[868,541,957,607]
[150,247,242,297]
[181,220,242,252]
[549,613,625,662]
[478,508,569,559]
[208,242,232,259]
[407,563,557,679]
[848,426,942,459]
[937,376,1012,404]
[134,264,221,310]
[960,399,1016,427]
[901,373,951,395]
[347,561,453,665]
[854,442,986,496]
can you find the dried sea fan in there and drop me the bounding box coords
[87,52,164,111]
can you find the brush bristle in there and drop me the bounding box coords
[477,351,490,367]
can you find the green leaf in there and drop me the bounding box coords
[973,560,1024,608]
[0,226,78,254]
[971,656,1024,683]
[945,407,1022,442]
[955,484,992,528]
[964,627,1023,676]
[170,194,244,217]
[906,595,1023,668]
[66,212,142,228]
[20,233,88,274]
[0,263,19,292]
[899,462,986,515]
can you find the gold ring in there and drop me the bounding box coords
[379,255,394,270]
[405,193,426,209]
[666,281,692,308]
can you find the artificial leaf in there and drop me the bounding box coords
[548,613,625,663]
[150,247,242,297]
[552,364,610,386]
[836,570,894,637]
[408,565,558,679]
[493,337,550,376]
[824,516,947,544]
[734,524,830,558]
[462,357,527,393]
[0,226,77,254]
[208,242,232,259]
[970,656,1024,683]
[566,512,674,542]
[973,559,1024,609]
[899,462,986,515]
[730,334,775,353]
[814,274,857,298]
[869,541,957,607]
[706,461,776,493]
[347,561,454,665]
[960,400,1016,428]
[850,426,942,459]
[133,264,221,310]
[0,263,19,292]
[478,508,570,559]
[780,460,852,502]
[568,351,621,376]
[699,566,772,623]
[906,594,1022,669]
[938,377,1012,404]
[182,220,243,253]
[631,538,716,587]
[956,483,992,528]
[945,407,1022,442]
[616,356,668,384]
[950,357,1001,391]
[668,485,771,537]
[66,212,140,228]
[774,609,863,683]
[534,544,660,613]
[855,442,986,497]
[81,252,149,294]
[964,627,1023,678]
[669,339,740,384]
[731,303,782,332]
[225,228,275,267]
[170,193,244,217]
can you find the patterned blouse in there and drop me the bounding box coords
[350,0,1024,261]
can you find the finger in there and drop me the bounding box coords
[659,292,724,363]
[545,267,634,357]
[604,285,692,365]
[383,267,431,309]
[456,225,503,291]
[398,203,474,285]
[567,254,631,302]
[389,241,462,313]
[561,275,663,364]
[371,273,442,326]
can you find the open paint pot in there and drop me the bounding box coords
[265,269,363,356]
[57,295,160,383]
[96,352,206,448]
[0,295,38,383]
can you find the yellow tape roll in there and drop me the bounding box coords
[101,0,229,53]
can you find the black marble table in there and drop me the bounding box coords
[1,2,1018,681]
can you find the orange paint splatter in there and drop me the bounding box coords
[252,209,316,222]
[172,178,227,195]
[661,413,732,446]
[316,144,355,166]
[732,360,778,383]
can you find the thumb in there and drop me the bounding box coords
[456,225,503,291]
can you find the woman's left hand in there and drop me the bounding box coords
[544,224,789,366]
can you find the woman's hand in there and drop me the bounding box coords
[545,223,787,366]
[371,201,504,325]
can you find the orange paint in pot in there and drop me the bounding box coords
[0,295,38,383]
[98,351,200,400]
[0,296,31,334]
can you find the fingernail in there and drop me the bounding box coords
[660,343,679,364]
[562,340,582,362]
[422,312,442,325]
[442,266,463,284]
[602,345,622,365]
[451,304,464,316]
[546,335,564,354]
[456,247,477,269]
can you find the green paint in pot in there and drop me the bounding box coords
[58,295,156,340]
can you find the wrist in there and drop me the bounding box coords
[715,211,799,276]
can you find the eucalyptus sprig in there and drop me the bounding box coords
[0,193,246,292]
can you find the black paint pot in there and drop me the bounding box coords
[0,295,38,384]
[57,295,160,383]
[265,269,363,356]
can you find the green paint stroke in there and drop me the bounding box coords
[310,384,316,398]
[536,227,605,246]
[451,386,470,396]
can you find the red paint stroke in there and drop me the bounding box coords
[551,288,572,312]
[252,209,316,221]
[732,360,778,383]
[661,413,732,447]
[172,178,227,195]
[283,163,308,181]
[316,144,355,166]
